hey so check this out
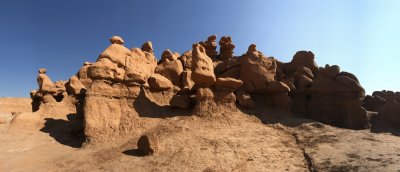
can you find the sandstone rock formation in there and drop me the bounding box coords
[21,35,378,147]
[218,36,235,60]
[364,90,400,112]
[191,44,216,88]
[199,35,218,59]
[307,65,369,129]
[155,49,183,86]
[4,34,400,172]
[365,90,400,129]
[240,44,276,93]
[148,74,173,91]
[375,99,400,126]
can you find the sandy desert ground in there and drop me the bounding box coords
[1,98,400,172]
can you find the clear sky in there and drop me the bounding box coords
[0,0,399,97]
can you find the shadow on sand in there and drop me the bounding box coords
[122,149,146,157]
[40,113,85,148]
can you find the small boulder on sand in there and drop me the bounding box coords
[137,133,160,155]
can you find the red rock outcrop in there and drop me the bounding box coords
[307,65,369,129]
[22,35,378,148]
[375,99,400,126]
[199,35,218,59]
[155,49,184,86]
[218,36,235,60]
[364,90,400,112]
[191,44,216,88]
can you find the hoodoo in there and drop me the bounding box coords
[16,35,396,147]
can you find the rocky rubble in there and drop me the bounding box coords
[17,35,398,147]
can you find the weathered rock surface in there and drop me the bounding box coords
[77,62,93,88]
[66,76,86,96]
[308,65,369,129]
[375,99,400,126]
[240,44,277,93]
[199,35,218,59]
[11,34,397,159]
[155,52,183,86]
[282,51,319,75]
[148,74,173,91]
[191,44,216,88]
[218,36,235,60]
[214,77,243,90]
[3,34,400,171]
[364,90,400,112]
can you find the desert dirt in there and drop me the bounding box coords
[1,98,400,172]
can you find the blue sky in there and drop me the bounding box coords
[0,0,399,97]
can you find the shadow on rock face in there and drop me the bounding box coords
[40,113,85,148]
[122,149,146,157]
[133,88,192,118]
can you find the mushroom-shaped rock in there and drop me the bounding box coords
[219,36,235,60]
[66,76,86,95]
[141,41,154,54]
[148,74,174,91]
[110,36,124,45]
[191,44,216,87]
[37,68,58,94]
[240,44,276,93]
[137,133,160,155]
[215,77,243,90]
[98,36,131,67]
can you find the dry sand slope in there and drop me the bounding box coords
[1,102,400,172]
